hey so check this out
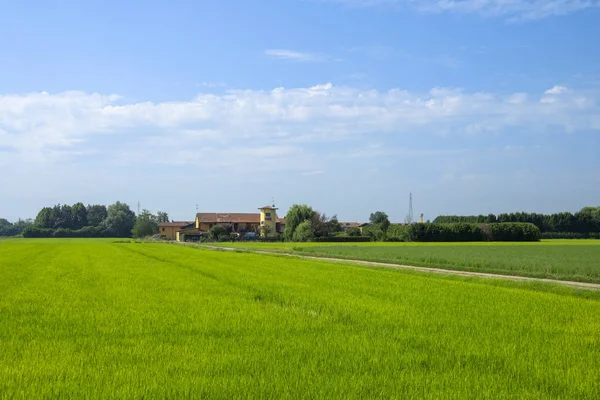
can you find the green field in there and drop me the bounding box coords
[1,239,599,398]
[213,240,600,283]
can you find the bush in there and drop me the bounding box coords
[345,227,362,237]
[54,228,72,238]
[22,227,54,238]
[209,224,232,241]
[541,232,600,240]
[361,225,385,241]
[313,236,371,242]
[487,223,540,242]
[407,223,484,242]
[23,226,109,238]
[292,221,313,242]
[386,224,409,242]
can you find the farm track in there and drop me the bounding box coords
[196,244,600,291]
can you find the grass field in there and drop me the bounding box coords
[212,240,600,283]
[1,239,599,398]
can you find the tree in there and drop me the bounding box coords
[132,209,159,238]
[209,224,232,241]
[54,204,73,229]
[311,213,343,238]
[347,227,362,237]
[103,202,136,237]
[87,205,108,226]
[0,219,17,236]
[292,220,313,242]
[369,211,390,232]
[284,204,316,241]
[35,207,56,229]
[157,211,169,223]
[261,224,274,238]
[71,202,88,230]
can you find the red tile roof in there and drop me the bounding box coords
[159,221,194,227]
[196,213,261,224]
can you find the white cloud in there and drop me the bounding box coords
[322,0,600,20]
[301,170,325,176]
[0,83,598,171]
[264,49,336,62]
[545,85,569,95]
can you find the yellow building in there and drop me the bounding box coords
[259,205,278,237]
[159,221,194,240]
[175,207,286,242]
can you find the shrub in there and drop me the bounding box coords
[209,224,232,241]
[292,221,313,242]
[361,225,385,241]
[386,224,409,242]
[346,227,362,237]
[487,223,540,242]
[406,223,484,242]
[541,232,600,240]
[313,236,371,242]
[22,227,54,238]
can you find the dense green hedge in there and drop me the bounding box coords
[386,225,409,241]
[406,223,485,242]
[361,225,385,241]
[23,226,110,238]
[541,232,600,240]
[401,222,540,242]
[313,236,371,242]
[487,223,541,242]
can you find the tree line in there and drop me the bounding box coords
[284,207,542,242]
[433,207,600,235]
[1,202,169,238]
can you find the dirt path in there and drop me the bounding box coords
[197,244,600,291]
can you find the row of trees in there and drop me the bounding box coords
[0,218,33,237]
[1,202,169,238]
[433,207,600,234]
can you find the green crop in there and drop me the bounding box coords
[0,239,599,398]
[214,240,600,283]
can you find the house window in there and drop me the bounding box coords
[162,227,165,232]
[261,221,264,225]
[265,212,272,221]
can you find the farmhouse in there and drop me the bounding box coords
[174,205,286,242]
[158,221,194,240]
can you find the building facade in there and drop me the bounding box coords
[175,205,286,242]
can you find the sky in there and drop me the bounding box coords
[1,0,599,223]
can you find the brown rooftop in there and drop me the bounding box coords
[196,213,261,224]
[195,213,287,224]
[159,221,194,227]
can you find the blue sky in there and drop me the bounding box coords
[1,0,599,223]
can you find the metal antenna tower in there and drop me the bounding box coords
[406,192,414,224]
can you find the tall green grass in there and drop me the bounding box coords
[0,239,599,398]
[214,240,600,283]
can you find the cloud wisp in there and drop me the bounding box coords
[264,49,338,62]
[322,0,600,20]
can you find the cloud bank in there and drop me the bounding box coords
[0,84,598,172]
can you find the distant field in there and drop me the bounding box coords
[213,240,600,283]
[0,239,599,398]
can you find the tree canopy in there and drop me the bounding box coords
[103,202,137,238]
[284,204,316,240]
[132,210,159,238]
